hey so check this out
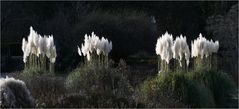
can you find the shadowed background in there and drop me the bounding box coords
[1,1,238,83]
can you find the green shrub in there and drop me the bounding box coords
[54,93,89,108]
[171,72,215,107]
[0,77,34,108]
[191,69,237,107]
[16,74,66,108]
[19,66,55,80]
[65,60,135,107]
[138,67,237,108]
[136,73,187,108]
[55,92,135,108]
[137,70,216,108]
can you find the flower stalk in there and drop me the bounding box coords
[21,26,57,73]
[77,32,112,67]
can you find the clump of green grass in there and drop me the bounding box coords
[137,67,237,108]
[65,60,135,108]
[16,74,66,108]
[191,68,237,107]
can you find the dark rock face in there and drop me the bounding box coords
[206,4,238,83]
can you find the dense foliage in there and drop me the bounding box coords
[0,77,34,108]
[65,60,135,107]
[16,74,65,108]
[1,1,238,108]
[137,68,236,108]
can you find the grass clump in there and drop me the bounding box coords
[65,60,135,108]
[137,68,237,108]
[191,68,237,107]
[137,71,215,108]
[0,77,34,108]
[15,74,66,108]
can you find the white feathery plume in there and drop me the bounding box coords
[22,38,27,53]
[86,52,91,61]
[78,32,113,62]
[155,38,163,55]
[25,42,31,57]
[96,38,104,56]
[36,35,42,57]
[91,32,98,47]
[212,41,219,53]
[46,35,54,58]
[155,31,173,64]
[105,40,112,55]
[104,39,109,55]
[191,33,219,59]
[172,35,190,67]
[22,38,28,63]
[38,35,47,56]
[101,37,108,55]
[45,35,57,63]
[81,44,87,56]
[33,31,39,49]
[29,26,39,56]
[22,26,57,72]
[49,46,57,63]
[83,34,92,53]
[77,46,82,56]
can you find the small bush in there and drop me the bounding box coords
[65,60,135,107]
[191,69,237,107]
[137,68,237,108]
[20,68,51,77]
[0,77,34,108]
[55,92,135,108]
[136,73,187,108]
[17,73,66,108]
[54,93,88,108]
[137,71,216,108]
[171,72,215,107]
